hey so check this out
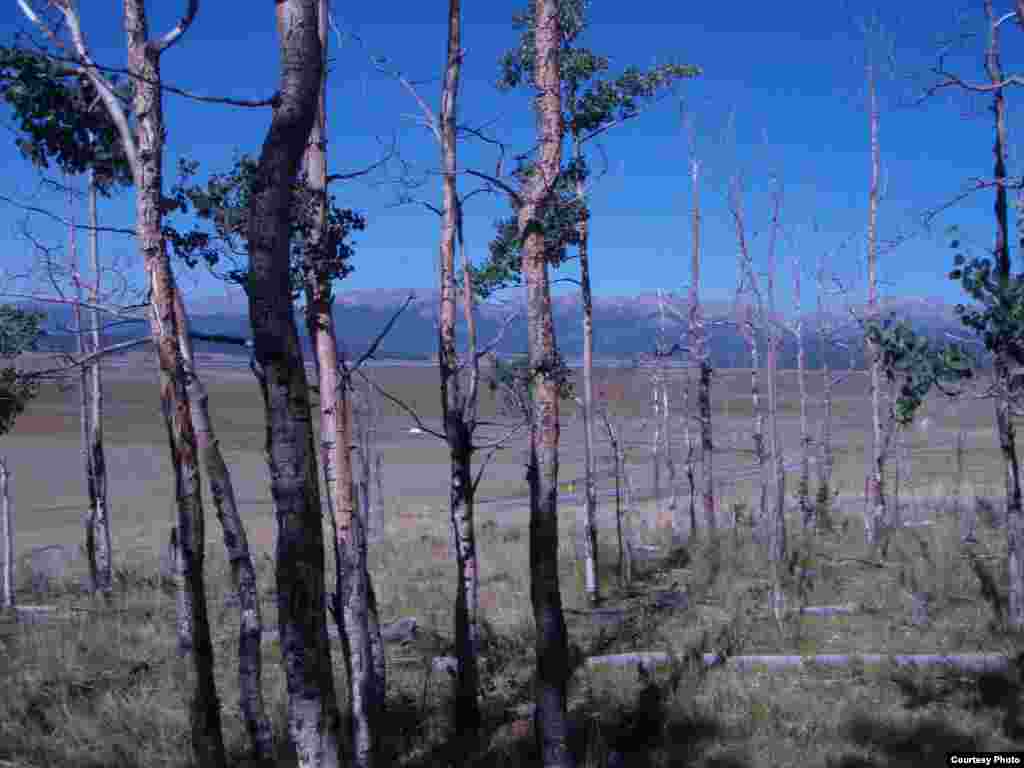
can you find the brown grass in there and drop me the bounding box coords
[0,358,1021,766]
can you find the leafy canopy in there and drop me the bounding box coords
[0,46,132,194]
[0,306,44,436]
[472,0,699,298]
[164,155,366,299]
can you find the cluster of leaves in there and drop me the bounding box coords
[949,227,1024,369]
[164,156,365,298]
[0,46,132,194]
[487,353,576,419]
[0,306,44,436]
[864,314,972,426]
[470,157,588,299]
[475,1,698,299]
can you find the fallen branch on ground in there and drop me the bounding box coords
[581,652,1010,673]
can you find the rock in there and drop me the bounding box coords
[27,544,77,593]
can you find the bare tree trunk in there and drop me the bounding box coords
[661,372,679,528]
[435,0,482,745]
[86,173,112,598]
[302,6,377,762]
[655,294,683,545]
[682,371,698,539]
[0,457,12,610]
[172,293,273,763]
[794,253,812,530]
[619,429,635,587]
[865,61,887,552]
[247,2,341,765]
[576,133,600,607]
[983,4,1024,629]
[68,179,97,594]
[602,415,627,585]
[766,180,786,566]
[689,155,715,533]
[520,3,573,763]
[816,255,835,525]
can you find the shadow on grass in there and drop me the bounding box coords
[829,715,984,768]
[398,670,737,768]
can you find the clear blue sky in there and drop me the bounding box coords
[0,1,1020,316]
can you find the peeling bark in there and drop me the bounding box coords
[520,2,573,764]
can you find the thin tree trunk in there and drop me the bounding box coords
[794,253,812,530]
[766,180,786,566]
[521,3,573,763]
[302,6,377,762]
[435,0,482,745]
[576,134,600,607]
[0,457,12,610]
[247,2,341,765]
[86,174,112,599]
[68,179,98,594]
[682,371,698,539]
[983,3,1024,630]
[619,428,635,587]
[172,292,273,763]
[816,255,835,524]
[689,156,715,533]
[865,61,887,551]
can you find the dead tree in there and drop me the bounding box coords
[16,2,229,764]
[865,57,887,550]
[731,173,785,561]
[686,132,715,534]
[0,457,11,610]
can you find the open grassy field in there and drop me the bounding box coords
[1,351,1022,767]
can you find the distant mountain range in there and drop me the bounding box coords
[18,289,984,370]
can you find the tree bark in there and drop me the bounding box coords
[173,292,273,763]
[301,4,379,765]
[689,156,715,533]
[0,457,12,609]
[436,0,483,744]
[983,5,1024,630]
[247,2,342,765]
[865,61,887,551]
[68,179,97,594]
[765,180,786,566]
[123,5,227,763]
[574,135,600,606]
[816,255,835,524]
[794,253,812,530]
[520,2,573,764]
[86,174,112,598]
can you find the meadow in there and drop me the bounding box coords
[0,350,1022,767]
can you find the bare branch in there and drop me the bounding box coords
[152,0,199,54]
[350,292,415,371]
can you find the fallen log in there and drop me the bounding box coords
[798,603,862,616]
[582,652,1010,674]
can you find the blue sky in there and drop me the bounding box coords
[0,0,1021,316]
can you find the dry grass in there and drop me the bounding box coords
[1,358,1022,766]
